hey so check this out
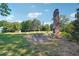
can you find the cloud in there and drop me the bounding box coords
[43,21,52,25]
[27,12,43,18]
[5,15,22,23]
[70,12,76,21]
[5,15,14,20]
[70,12,76,18]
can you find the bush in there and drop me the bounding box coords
[42,24,50,31]
[71,32,79,42]
[61,32,72,40]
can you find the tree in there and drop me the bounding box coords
[65,22,75,33]
[3,22,14,32]
[0,20,7,27]
[31,19,41,31]
[2,22,21,32]
[60,15,70,32]
[13,22,21,31]
[0,3,11,32]
[70,8,79,41]
[50,23,53,31]
[0,3,11,16]
[42,24,50,31]
[21,20,32,32]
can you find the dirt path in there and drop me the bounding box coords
[24,34,53,44]
[56,38,79,55]
[24,34,79,56]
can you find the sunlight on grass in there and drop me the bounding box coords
[0,33,60,56]
[0,34,33,56]
[4,31,52,35]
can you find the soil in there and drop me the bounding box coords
[24,34,79,56]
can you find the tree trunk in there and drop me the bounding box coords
[53,9,61,39]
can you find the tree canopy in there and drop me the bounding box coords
[0,3,11,16]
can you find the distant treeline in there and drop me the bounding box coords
[0,18,52,32]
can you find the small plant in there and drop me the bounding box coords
[61,32,72,40]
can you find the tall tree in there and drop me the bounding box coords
[31,19,41,31]
[70,8,79,41]
[42,24,50,31]
[53,9,61,39]
[50,23,53,31]
[3,22,14,32]
[21,20,32,32]
[13,22,21,31]
[60,15,70,31]
[0,20,7,27]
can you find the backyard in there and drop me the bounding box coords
[0,32,79,56]
[0,3,79,56]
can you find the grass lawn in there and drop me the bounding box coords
[0,34,33,56]
[0,32,78,56]
[0,33,59,56]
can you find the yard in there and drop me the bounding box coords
[0,32,79,56]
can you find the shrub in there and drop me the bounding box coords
[61,32,72,40]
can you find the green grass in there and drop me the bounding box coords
[0,32,78,56]
[0,34,33,56]
[0,33,59,56]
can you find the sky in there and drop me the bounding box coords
[0,3,78,24]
